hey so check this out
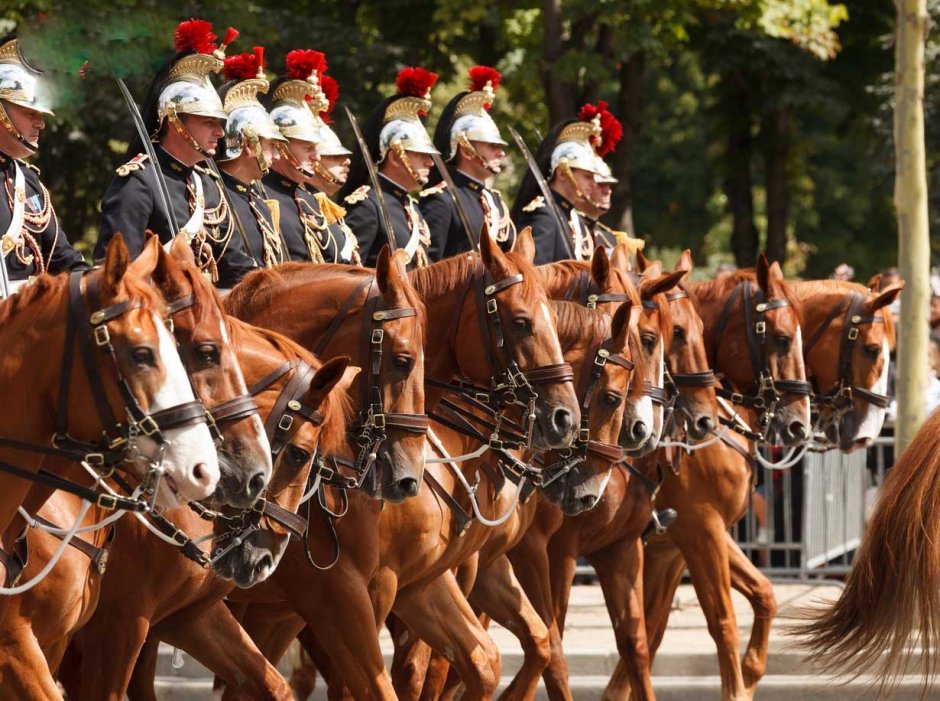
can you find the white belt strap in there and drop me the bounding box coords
[2,162,26,259]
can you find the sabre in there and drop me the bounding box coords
[428,152,479,252]
[507,126,576,260]
[115,78,181,239]
[344,106,398,253]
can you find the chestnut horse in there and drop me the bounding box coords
[0,235,219,546]
[640,275,900,701]
[58,315,353,701]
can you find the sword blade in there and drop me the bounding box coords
[507,126,576,260]
[428,153,479,252]
[344,106,398,253]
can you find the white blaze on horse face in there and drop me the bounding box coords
[142,315,220,504]
[650,338,666,442]
[853,338,891,445]
[791,326,811,425]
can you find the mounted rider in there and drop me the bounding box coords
[216,46,288,274]
[266,49,359,264]
[0,35,87,288]
[513,102,639,264]
[96,19,259,287]
[419,65,516,259]
[338,67,438,269]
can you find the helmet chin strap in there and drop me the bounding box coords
[167,110,214,159]
[244,130,268,177]
[0,103,38,153]
[313,161,341,186]
[277,142,316,180]
[456,134,499,174]
[559,162,603,211]
[392,143,426,187]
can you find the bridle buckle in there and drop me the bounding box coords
[138,415,160,437]
[93,325,111,347]
[96,493,119,510]
[847,327,859,341]
[278,413,294,432]
[754,320,766,335]
[371,328,384,345]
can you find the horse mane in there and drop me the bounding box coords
[179,264,226,339]
[225,317,353,456]
[408,252,479,303]
[224,262,372,319]
[0,273,62,326]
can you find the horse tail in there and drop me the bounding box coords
[795,409,940,696]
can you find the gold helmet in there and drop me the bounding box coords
[550,101,622,184]
[270,49,326,145]
[378,67,439,161]
[219,47,286,165]
[309,72,352,157]
[157,20,237,125]
[0,37,53,151]
[447,66,506,159]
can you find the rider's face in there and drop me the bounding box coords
[181,115,225,156]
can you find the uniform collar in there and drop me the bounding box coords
[220,169,253,198]
[552,190,576,215]
[156,146,195,178]
[264,172,297,195]
[379,173,410,202]
[453,168,485,192]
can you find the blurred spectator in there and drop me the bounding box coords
[931,295,940,332]
[715,262,737,280]
[878,266,900,290]
[831,263,855,281]
[928,334,940,415]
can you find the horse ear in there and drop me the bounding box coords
[645,270,685,298]
[675,249,693,274]
[169,234,197,267]
[305,356,353,410]
[480,227,512,278]
[103,234,131,295]
[635,249,650,273]
[866,273,882,292]
[868,282,904,313]
[610,301,633,346]
[376,247,409,307]
[591,246,610,288]
[513,227,536,264]
[609,244,631,273]
[642,260,663,279]
[756,253,776,294]
[128,232,160,280]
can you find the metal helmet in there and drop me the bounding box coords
[220,47,286,162]
[550,101,622,182]
[270,49,325,144]
[448,66,506,159]
[377,67,439,161]
[157,21,236,124]
[309,73,351,157]
[0,38,53,116]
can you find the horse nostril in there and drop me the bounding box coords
[192,463,211,486]
[631,420,650,442]
[789,421,809,441]
[696,416,715,436]
[246,470,267,500]
[551,408,574,436]
[396,477,419,498]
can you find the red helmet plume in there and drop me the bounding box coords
[578,100,623,157]
[468,65,501,92]
[319,74,339,123]
[395,66,438,98]
[223,51,261,81]
[174,19,217,55]
[286,49,327,82]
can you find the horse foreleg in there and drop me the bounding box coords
[125,633,160,701]
[725,532,776,698]
[70,612,150,700]
[466,553,550,701]
[388,613,434,701]
[394,572,500,701]
[642,537,686,660]
[679,520,748,701]
[154,600,291,701]
[0,628,64,701]
[588,538,655,701]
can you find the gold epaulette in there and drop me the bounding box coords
[314,192,347,225]
[595,223,646,253]
[344,185,371,205]
[116,153,148,177]
[419,181,447,198]
[22,161,40,175]
[522,196,545,213]
[194,163,221,180]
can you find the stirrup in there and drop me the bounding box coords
[641,508,678,546]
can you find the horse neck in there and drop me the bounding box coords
[538,261,589,300]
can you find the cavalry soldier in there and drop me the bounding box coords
[216,46,288,274]
[512,101,629,265]
[266,49,358,264]
[0,36,87,286]
[96,19,259,287]
[419,65,515,259]
[338,67,438,269]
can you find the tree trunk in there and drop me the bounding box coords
[762,106,790,264]
[722,68,759,268]
[541,0,577,124]
[894,0,931,453]
[606,51,645,236]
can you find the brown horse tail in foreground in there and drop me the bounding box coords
[796,408,940,697]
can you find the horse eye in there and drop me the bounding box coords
[131,346,155,365]
[513,317,532,332]
[196,343,220,363]
[641,334,656,352]
[393,355,414,371]
[604,392,623,408]
[864,344,881,359]
[673,326,685,341]
[774,335,791,351]
[285,444,311,467]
